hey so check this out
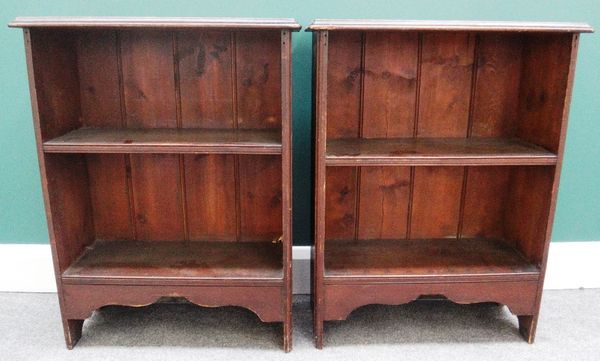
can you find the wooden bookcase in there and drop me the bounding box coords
[308,20,592,348]
[10,17,300,351]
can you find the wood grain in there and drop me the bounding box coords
[44,128,282,154]
[184,155,237,241]
[236,31,281,129]
[326,137,557,166]
[326,31,362,139]
[63,240,283,282]
[517,34,573,153]
[10,16,302,30]
[178,30,234,129]
[362,32,418,138]
[21,23,293,351]
[307,19,593,33]
[325,238,539,278]
[325,167,357,240]
[357,167,410,239]
[238,155,282,241]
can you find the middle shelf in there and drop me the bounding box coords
[62,240,284,286]
[326,137,557,166]
[44,128,282,155]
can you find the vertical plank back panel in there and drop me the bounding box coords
[326,31,362,139]
[325,167,357,240]
[461,166,511,238]
[86,154,133,240]
[362,32,418,138]
[121,30,177,128]
[411,167,465,238]
[517,34,573,153]
[184,155,237,240]
[239,155,282,241]
[410,33,474,238]
[77,30,133,240]
[178,30,237,240]
[129,154,184,240]
[236,31,281,129]
[470,34,522,137]
[178,30,234,128]
[417,33,475,137]
[78,30,122,128]
[236,31,283,241]
[461,34,523,239]
[121,30,184,240]
[324,32,361,240]
[358,32,418,240]
[357,167,411,239]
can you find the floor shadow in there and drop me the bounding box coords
[312,297,524,346]
[77,295,524,349]
[79,301,281,349]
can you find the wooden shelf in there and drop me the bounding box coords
[44,128,282,155]
[63,240,283,285]
[324,238,539,282]
[325,137,557,166]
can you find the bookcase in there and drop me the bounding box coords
[308,19,592,348]
[10,17,300,352]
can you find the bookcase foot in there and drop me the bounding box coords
[518,315,537,343]
[64,319,84,349]
[314,320,324,349]
[283,320,292,352]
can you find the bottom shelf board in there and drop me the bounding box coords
[63,240,283,284]
[324,238,539,281]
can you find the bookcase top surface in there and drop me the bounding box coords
[307,19,593,33]
[8,16,301,30]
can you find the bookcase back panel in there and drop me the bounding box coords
[86,154,134,240]
[73,28,283,131]
[184,154,237,240]
[24,29,284,245]
[417,32,475,137]
[178,31,235,128]
[324,31,572,146]
[323,31,574,245]
[325,165,554,257]
[84,154,282,242]
[362,32,418,138]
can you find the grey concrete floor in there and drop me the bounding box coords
[0,289,599,361]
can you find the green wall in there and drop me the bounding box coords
[1,0,598,245]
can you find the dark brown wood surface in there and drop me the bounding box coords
[10,16,301,30]
[326,137,557,166]
[307,19,593,32]
[44,128,282,154]
[63,240,283,282]
[19,20,294,351]
[325,238,539,279]
[311,24,589,348]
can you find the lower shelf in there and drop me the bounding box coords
[324,238,539,282]
[63,240,283,285]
